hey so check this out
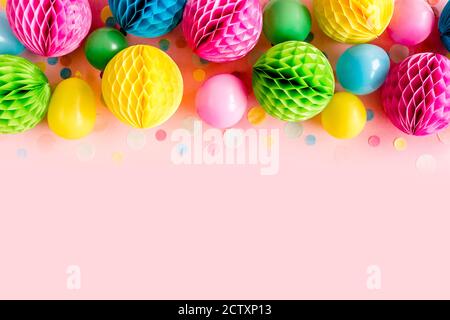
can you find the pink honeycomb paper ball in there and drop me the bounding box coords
[182,0,262,63]
[6,0,92,57]
[382,53,450,136]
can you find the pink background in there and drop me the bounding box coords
[1,0,450,299]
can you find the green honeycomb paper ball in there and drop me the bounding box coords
[0,55,51,134]
[252,41,335,122]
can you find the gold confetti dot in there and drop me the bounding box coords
[393,137,407,151]
[112,152,124,163]
[35,62,46,72]
[247,106,266,125]
[193,69,206,82]
[101,6,113,23]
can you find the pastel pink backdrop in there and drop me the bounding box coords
[1,0,450,299]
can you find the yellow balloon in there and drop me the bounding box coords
[102,45,183,129]
[321,92,367,139]
[313,0,394,44]
[0,0,5,9]
[48,78,96,139]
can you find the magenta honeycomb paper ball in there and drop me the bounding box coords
[182,0,262,63]
[6,0,92,57]
[382,53,450,136]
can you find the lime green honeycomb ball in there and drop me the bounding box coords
[0,55,51,134]
[252,41,335,122]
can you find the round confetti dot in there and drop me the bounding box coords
[416,154,437,173]
[224,129,244,148]
[366,109,375,121]
[47,57,58,65]
[16,148,27,159]
[389,44,409,63]
[393,137,407,151]
[159,39,170,51]
[368,135,381,147]
[106,17,116,27]
[247,106,266,125]
[112,152,124,163]
[177,144,188,156]
[77,143,95,161]
[60,68,72,79]
[127,130,147,150]
[35,62,46,72]
[101,6,113,23]
[305,134,316,146]
[193,69,206,82]
[155,129,167,141]
[284,122,304,139]
[437,127,450,144]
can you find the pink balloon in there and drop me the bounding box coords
[196,74,248,129]
[388,0,435,46]
[6,0,92,57]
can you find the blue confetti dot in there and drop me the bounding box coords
[16,148,27,159]
[47,57,58,65]
[305,134,316,146]
[106,17,116,28]
[159,39,170,51]
[60,68,72,79]
[367,109,375,121]
[177,144,188,156]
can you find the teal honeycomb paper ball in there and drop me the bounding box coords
[252,41,335,122]
[0,55,51,134]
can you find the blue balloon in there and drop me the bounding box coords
[109,0,187,38]
[439,1,450,51]
[336,44,390,96]
[0,12,25,55]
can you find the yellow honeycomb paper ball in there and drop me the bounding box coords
[313,0,394,44]
[102,45,183,129]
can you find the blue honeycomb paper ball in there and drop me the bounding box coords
[439,1,450,51]
[108,0,187,38]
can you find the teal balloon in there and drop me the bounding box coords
[336,44,390,95]
[0,12,25,55]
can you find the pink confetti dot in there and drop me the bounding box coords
[155,129,167,141]
[368,135,381,147]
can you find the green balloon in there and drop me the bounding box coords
[263,0,312,45]
[85,28,128,70]
[253,41,335,122]
[0,55,51,134]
